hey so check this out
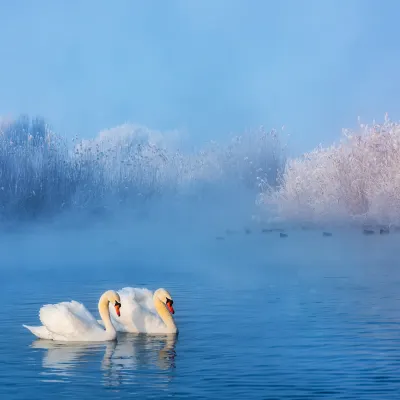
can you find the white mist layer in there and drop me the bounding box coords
[0,115,284,225]
[2,114,400,228]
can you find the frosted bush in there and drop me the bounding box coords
[259,115,400,226]
[0,115,77,219]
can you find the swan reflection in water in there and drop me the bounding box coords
[31,333,177,387]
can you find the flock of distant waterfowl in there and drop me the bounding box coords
[362,227,391,235]
[215,225,395,240]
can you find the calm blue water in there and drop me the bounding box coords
[1,226,400,399]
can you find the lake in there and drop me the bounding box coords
[1,224,400,399]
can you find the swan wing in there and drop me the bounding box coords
[119,287,156,313]
[105,287,154,332]
[39,300,100,338]
[23,324,53,340]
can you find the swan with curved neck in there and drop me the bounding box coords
[107,287,178,334]
[23,290,122,342]
[153,288,178,334]
[96,290,122,339]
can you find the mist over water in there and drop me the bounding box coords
[3,113,400,230]
[0,115,284,227]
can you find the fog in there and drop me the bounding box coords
[2,2,400,278]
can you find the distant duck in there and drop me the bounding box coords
[262,228,284,233]
[322,232,332,237]
[280,232,288,238]
[380,227,390,235]
[363,229,374,235]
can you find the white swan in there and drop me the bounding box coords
[23,290,122,342]
[103,288,178,334]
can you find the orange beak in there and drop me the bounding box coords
[114,304,121,317]
[166,301,175,314]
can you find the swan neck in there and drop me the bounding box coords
[154,296,177,333]
[98,293,115,333]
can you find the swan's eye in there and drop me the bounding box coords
[166,298,173,306]
[115,301,121,307]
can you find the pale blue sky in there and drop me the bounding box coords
[0,0,399,154]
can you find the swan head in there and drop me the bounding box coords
[155,288,175,315]
[104,290,122,317]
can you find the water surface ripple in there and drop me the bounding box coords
[1,229,400,399]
